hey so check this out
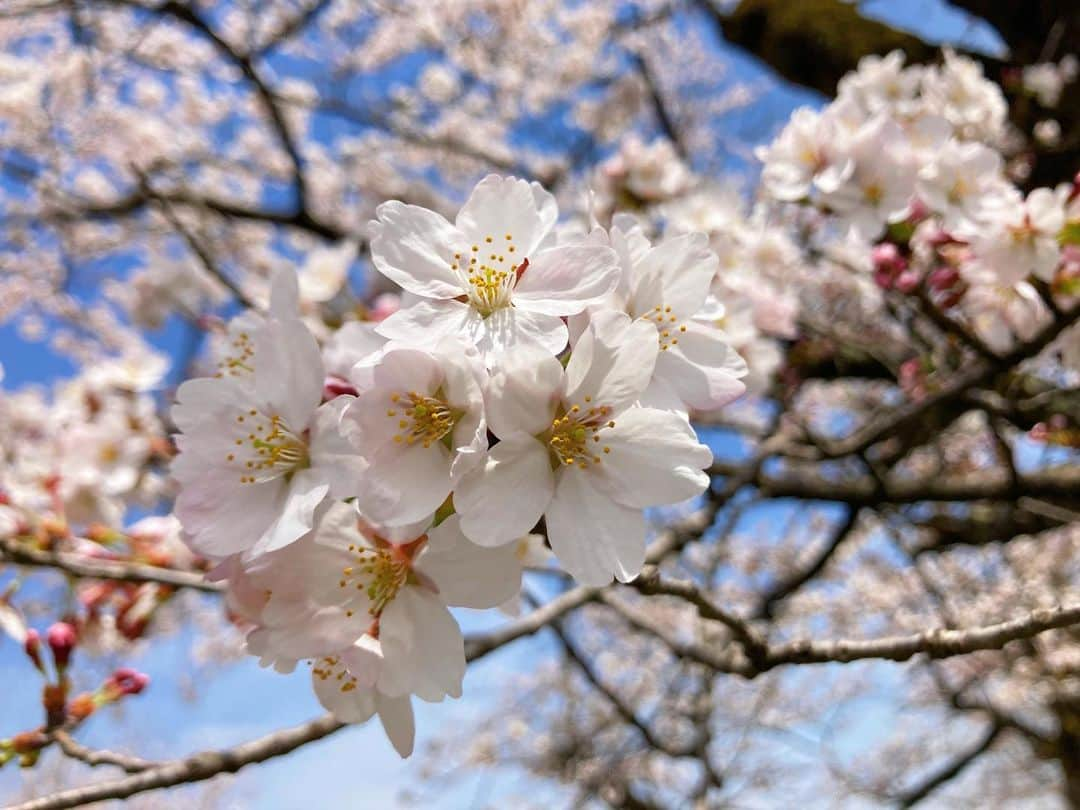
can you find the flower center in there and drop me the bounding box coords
[640,304,687,351]
[229,411,309,484]
[548,400,615,470]
[338,536,425,619]
[450,233,525,317]
[387,391,457,448]
[312,655,359,694]
[214,331,255,378]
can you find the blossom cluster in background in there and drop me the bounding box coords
[757,49,1080,357]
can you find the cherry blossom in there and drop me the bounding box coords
[171,273,364,558]
[370,174,620,361]
[342,339,487,526]
[455,312,712,585]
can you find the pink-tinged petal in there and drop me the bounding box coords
[417,515,523,609]
[375,693,415,758]
[591,407,711,509]
[312,656,377,723]
[564,310,657,412]
[357,442,451,527]
[628,232,717,320]
[377,588,465,701]
[368,347,444,396]
[171,376,250,434]
[340,635,385,689]
[484,345,563,438]
[249,469,330,556]
[174,470,285,557]
[652,321,747,411]
[455,174,555,256]
[309,397,367,499]
[512,244,619,316]
[456,434,554,547]
[471,307,568,362]
[373,299,481,351]
[370,201,467,298]
[253,317,324,430]
[545,467,646,586]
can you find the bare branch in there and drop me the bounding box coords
[8,715,346,810]
[0,536,222,593]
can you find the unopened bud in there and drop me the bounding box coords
[895,269,922,294]
[104,668,150,699]
[927,266,960,290]
[46,622,76,672]
[24,630,44,673]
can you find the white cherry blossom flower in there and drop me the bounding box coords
[171,272,365,558]
[968,187,1066,284]
[343,338,487,527]
[820,115,915,239]
[369,174,620,362]
[222,503,520,711]
[917,139,1009,229]
[579,218,747,412]
[756,103,857,202]
[455,311,713,585]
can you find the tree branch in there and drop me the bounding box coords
[0,536,222,593]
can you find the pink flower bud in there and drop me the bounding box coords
[107,668,150,697]
[927,266,960,291]
[895,269,922,294]
[871,242,903,271]
[24,629,44,673]
[46,622,76,671]
[907,197,929,222]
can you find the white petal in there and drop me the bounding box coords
[456,434,554,547]
[370,201,467,298]
[174,469,284,557]
[377,588,465,701]
[253,317,324,430]
[564,309,657,412]
[312,656,377,723]
[653,321,747,411]
[367,346,444,396]
[512,244,619,316]
[591,407,711,509]
[484,345,563,438]
[374,299,480,351]
[545,467,646,586]
[309,397,367,499]
[323,321,387,379]
[455,174,554,256]
[269,266,300,319]
[357,443,451,527]
[628,232,717,320]
[470,307,568,363]
[249,468,330,556]
[417,515,523,609]
[171,376,249,434]
[375,693,416,758]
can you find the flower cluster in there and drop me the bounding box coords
[758,49,1080,358]
[170,175,747,755]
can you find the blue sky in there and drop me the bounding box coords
[0,2,1009,806]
